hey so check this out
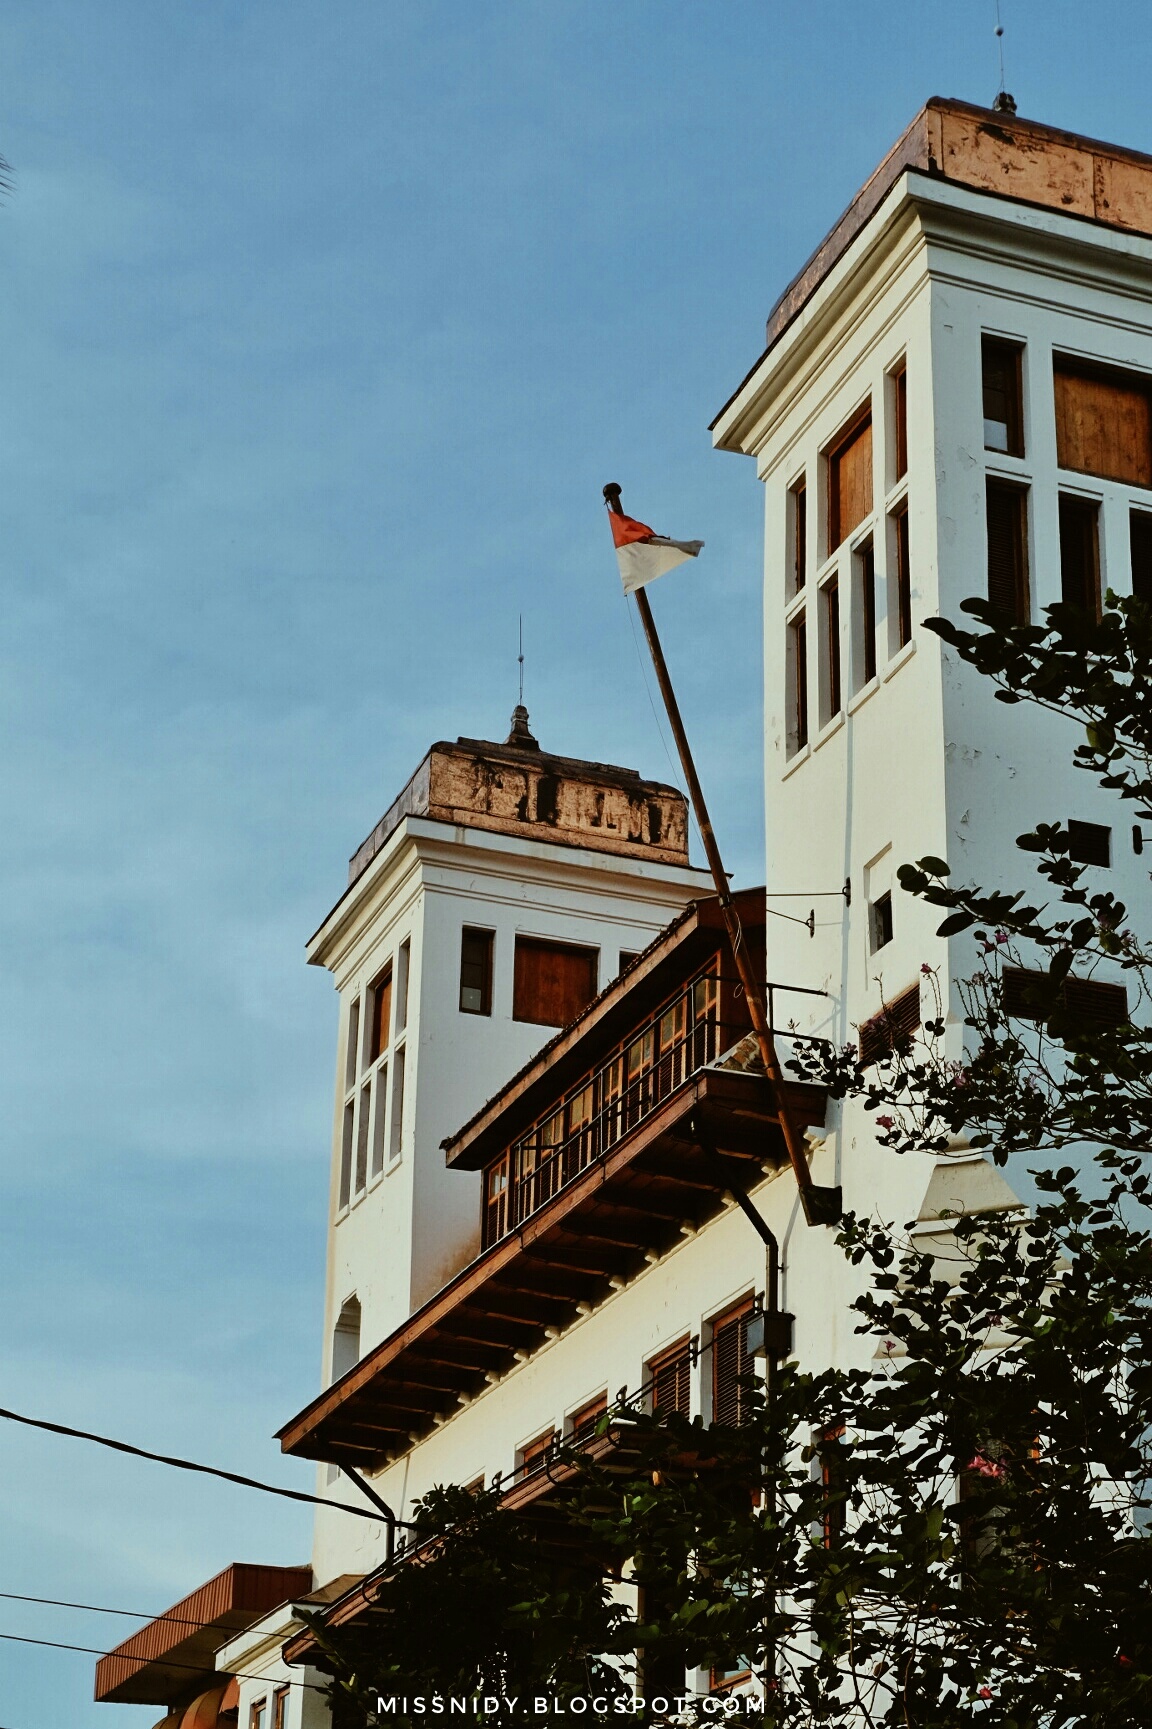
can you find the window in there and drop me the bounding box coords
[512,937,598,1027]
[791,478,807,592]
[818,1423,847,1547]
[1068,820,1111,867]
[519,1429,557,1477]
[273,1687,289,1729]
[891,503,912,649]
[986,480,1029,623]
[368,967,392,1064]
[712,1299,755,1428]
[982,337,1024,455]
[1054,355,1152,487]
[388,1046,406,1161]
[1002,967,1128,1027]
[618,950,639,975]
[858,983,921,1066]
[459,927,494,1015]
[869,892,893,952]
[331,1295,360,1384]
[355,1081,371,1191]
[344,998,360,1094]
[250,1701,267,1729]
[339,1100,355,1211]
[854,539,877,688]
[1131,510,1152,602]
[787,613,809,754]
[570,1393,608,1444]
[649,1336,692,1417]
[892,362,909,481]
[394,938,411,1035]
[820,578,842,722]
[1058,494,1101,616]
[827,407,873,551]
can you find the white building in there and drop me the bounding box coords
[95,95,1152,1728]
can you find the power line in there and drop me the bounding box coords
[0,1629,327,1691]
[0,1588,232,1628]
[0,1404,407,1528]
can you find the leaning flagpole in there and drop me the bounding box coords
[604,482,840,1228]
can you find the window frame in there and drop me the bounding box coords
[459,926,495,1017]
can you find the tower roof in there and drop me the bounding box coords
[712,95,1152,432]
[346,709,690,885]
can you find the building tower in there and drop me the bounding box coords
[95,97,1152,1729]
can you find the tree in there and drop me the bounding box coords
[310,592,1152,1728]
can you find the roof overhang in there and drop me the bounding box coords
[93,1564,312,1706]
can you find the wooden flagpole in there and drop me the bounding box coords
[605,483,840,1228]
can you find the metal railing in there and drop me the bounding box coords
[483,971,737,1250]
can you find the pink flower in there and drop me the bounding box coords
[978,1686,993,1699]
[995,931,1009,945]
[875,1115,895,1130]
[921,962,933,976]
[967,1453,1005,1480]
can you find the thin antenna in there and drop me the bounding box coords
[992,0,1017,114]
[518,615,524,706]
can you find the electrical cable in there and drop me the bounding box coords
[0,1630,326,1690]
[0,1405,415,1529]
[0,1588,241,1628]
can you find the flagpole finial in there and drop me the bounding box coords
[603,482,624,515]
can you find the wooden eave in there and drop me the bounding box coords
[443,887,768,1172]
[278,1067,824,1468]
[93,1563,312,1706]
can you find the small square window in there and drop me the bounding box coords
[870,893,893,952]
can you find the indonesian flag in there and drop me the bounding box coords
[609,510,704,595]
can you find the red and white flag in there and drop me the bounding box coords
[609,510,704,595]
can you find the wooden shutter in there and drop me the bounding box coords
[858,541,877,684]
[649,1337,692,1417]
[986,480,1029,623]
[1058,495,1100,616]
[570,1393,608,1444]
[1055,359,1152,487]
[520,1429,557,1476]
[1002,966,1127,1027]
[513,937,598,1027]
[790,614,808,752]
[712,1299,754,1428]
[822,578,841,719]
[858,982,921,1066]
[828,411,873,550]
[368,968,392,1063]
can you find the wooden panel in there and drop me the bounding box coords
[1055,362,1152,488]
[368,969,392,1063]
[1003,967,1128,1027]
[828,413,873,550]
[893,365,908,480]
[513,937,598,1028]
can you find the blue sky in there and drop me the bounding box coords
[2,2,1150,1722]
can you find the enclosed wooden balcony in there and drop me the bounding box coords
[277,891,826,1469]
